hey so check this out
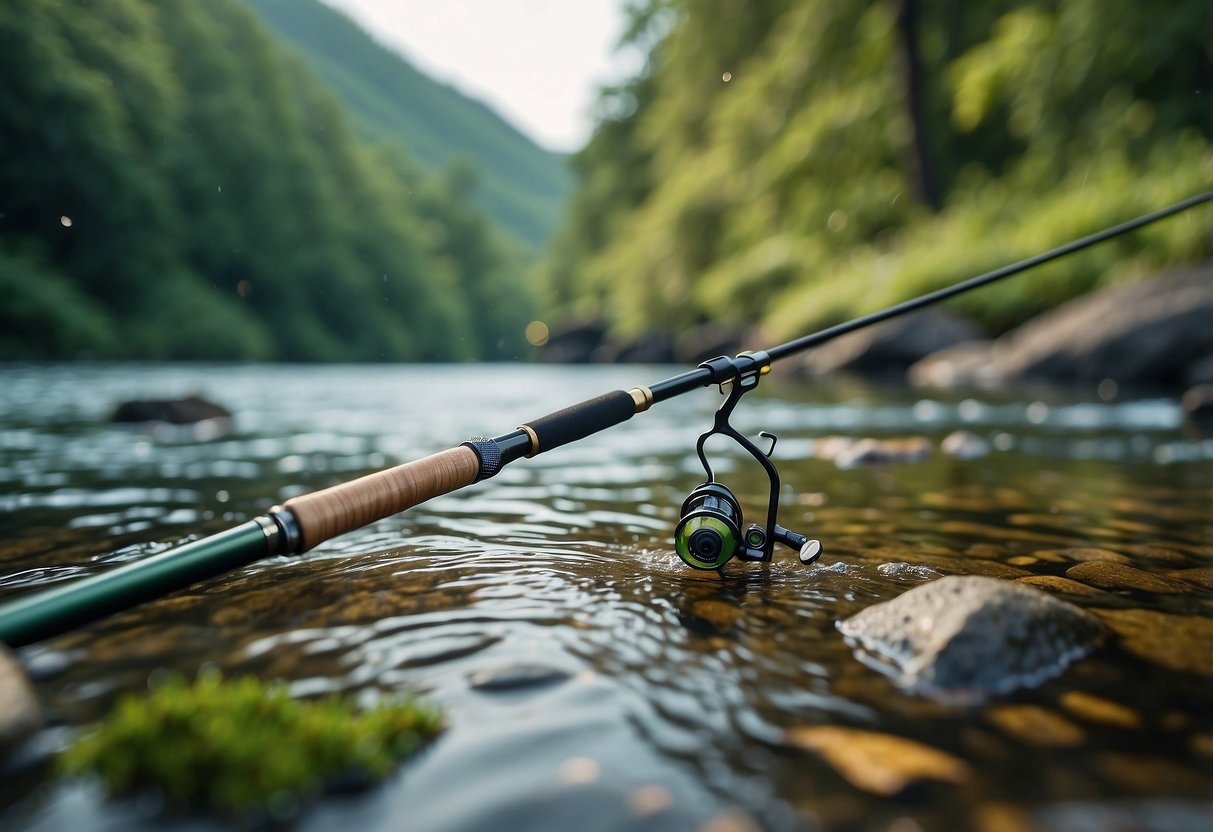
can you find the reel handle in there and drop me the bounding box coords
[773,525,823,565]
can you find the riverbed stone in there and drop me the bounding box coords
[1016,575,1108,598]
[1,645,42,756]
[837,575,1105,699]
[1046,546,1129,564]
[1122,543,1191,564]
[985,704,1086,748]
[958,560,1032,580]
[690,599,744,632]
[468,662,572,693]
[1168,566,1213,590]
[940,429,991,460]
[1097,752,1209,793]
[1058,691,1141,730]
[782,725,970,796]
[1098,608,1213,676]
[1065,561,1188,594]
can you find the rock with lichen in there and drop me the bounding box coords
[837,575,1105,700]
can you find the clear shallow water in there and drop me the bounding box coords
[0,363,1210,831]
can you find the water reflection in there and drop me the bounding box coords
[1,364,1210,831]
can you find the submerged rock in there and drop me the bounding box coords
[468,662,572,693]
[1098,608,1213,676]
[814,435,933,468]
[782,725,970,796]
[0,645,42,756]
[940,429,990,460]
[1065,561,1188,594]
[1016,575,1108,598]
[1058,691,1141,730]
[985,703,1086,748]
[111,394,231,424]
[837,575,1105,700]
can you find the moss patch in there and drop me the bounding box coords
[58,672,442,818]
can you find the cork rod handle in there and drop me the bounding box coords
[283,446,480,551]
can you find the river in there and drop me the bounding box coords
[1,363,1210,830]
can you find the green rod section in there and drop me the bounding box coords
[0,520,269,648]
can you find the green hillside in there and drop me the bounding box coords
[542,0,1212,341]
[0,0,532,361]
[242,0,572,247]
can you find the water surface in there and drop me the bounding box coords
[1,364,1210,830]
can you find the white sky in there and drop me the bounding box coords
[320,0,637,152]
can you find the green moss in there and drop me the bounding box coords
[58,672,442,818]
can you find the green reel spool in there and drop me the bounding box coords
[673,483,743,569]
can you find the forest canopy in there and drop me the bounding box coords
[0,0,532,361]
[540,0,1212,343]
[3,0,1210,362]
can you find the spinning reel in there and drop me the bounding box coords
[673,354,822,572]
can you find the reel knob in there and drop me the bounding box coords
[798,539,823,565]
[772,525,823,565]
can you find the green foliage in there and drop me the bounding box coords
[544,0,1213,341]
[58,672,443,817]
[0,246,117,359]
[0,0,532,361]
[766,138,1213,339]
[241,0,571,248]
[415,160,537,359]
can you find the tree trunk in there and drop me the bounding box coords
[895,0,942,211]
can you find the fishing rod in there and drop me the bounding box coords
[0,191,1209,648]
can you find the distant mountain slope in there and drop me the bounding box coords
[242,0,570,247]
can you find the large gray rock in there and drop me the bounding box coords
[837,575,1104,700]
[911,265,1213,389]
[794,308,983,377]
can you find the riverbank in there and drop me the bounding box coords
[542,264,1213,407]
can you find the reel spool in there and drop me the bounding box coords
[674,483,743,569]
[674,481,822,570]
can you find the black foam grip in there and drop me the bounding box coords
[523,390,635,454]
